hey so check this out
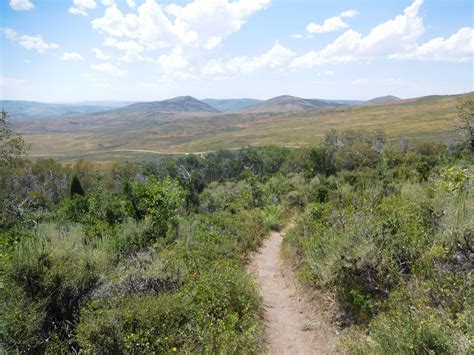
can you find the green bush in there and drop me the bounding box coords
[76,261,263,354]
[286,159,473,352]
[0,224,111,352]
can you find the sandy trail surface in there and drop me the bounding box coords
[249,229,341,354]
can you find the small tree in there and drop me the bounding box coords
[0,110,25,165]
[457,98,474,151]
[70,175,85,198]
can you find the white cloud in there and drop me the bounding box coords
[157,47,189,71]
[91,62,126,76]
[60,52,85,61]
[306,9,358,34]
[24,59,32,63]
[69,0,97,16]
[290,51,325,69]
[92,0,270,50]
[102,37,151,62]
[307,16,350,34]
[9,0,34,11]
[292,34,304,39]
[204,36,222,50]
[125,0,136,8]
[393,27,474,62]
[91,47,111,60]
[341,10,358,18]
[18,35,58,53]
[291,0,426,68]
[103,37,143,52]
[202,43,295,76]
[2,28,18,40]
[157,47,196,80]
[292,0,472,68]
[165,0,271,48]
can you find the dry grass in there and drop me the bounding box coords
[18,93,472,160]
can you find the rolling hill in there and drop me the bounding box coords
[365,95,403,105]
[72,101,134,108]
[0,100,114,118]
[112,96,220,115]
[237,95,339,114]
[13,92,471,161]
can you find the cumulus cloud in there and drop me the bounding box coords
[9,0,34,11]
[291,0,473,68]
[69,0,97,16]
[91,0,271,50]
[103,37,143,52]
[202,43,295,77]
[2,28,18,40]
[3,29,58,53]
[292,0,434,68]
[60,52,85,61]
[18,35,59,53]
[91,47,111,60]
[341,10,358,18]
[157,47,189,71]
[102,37,152,62]
[392,27,474,62]
[306,9,358,34]
[91,62,126,76]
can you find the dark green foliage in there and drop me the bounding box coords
[0,110,26,165]
[70,175,85,198]
[0,225,110,352]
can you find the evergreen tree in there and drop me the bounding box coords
[70,175,85,198]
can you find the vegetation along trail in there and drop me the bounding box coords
[249,227,341,354]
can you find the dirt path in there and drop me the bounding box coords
[249,229,341,355]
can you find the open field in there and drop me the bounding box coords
[14,93,472,160]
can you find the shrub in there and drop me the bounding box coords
[76,260,263,354]
[0,224,111,352]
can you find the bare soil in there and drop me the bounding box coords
[249,229,342,354]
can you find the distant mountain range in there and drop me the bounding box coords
[0,100,117,119]
[236,95,341,114]
[2,95,406,119]
[365,95,402,105]
[13,92,472,160]
[72,101,134,108]
[111,96,219,115]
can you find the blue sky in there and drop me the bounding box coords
[1,0,472,102]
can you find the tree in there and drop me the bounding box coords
[457,98,474,150]
[70,175,85,198]
[125,178,183,240]
[0,110,25,165]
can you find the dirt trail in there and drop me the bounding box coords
[249,229,341,355]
